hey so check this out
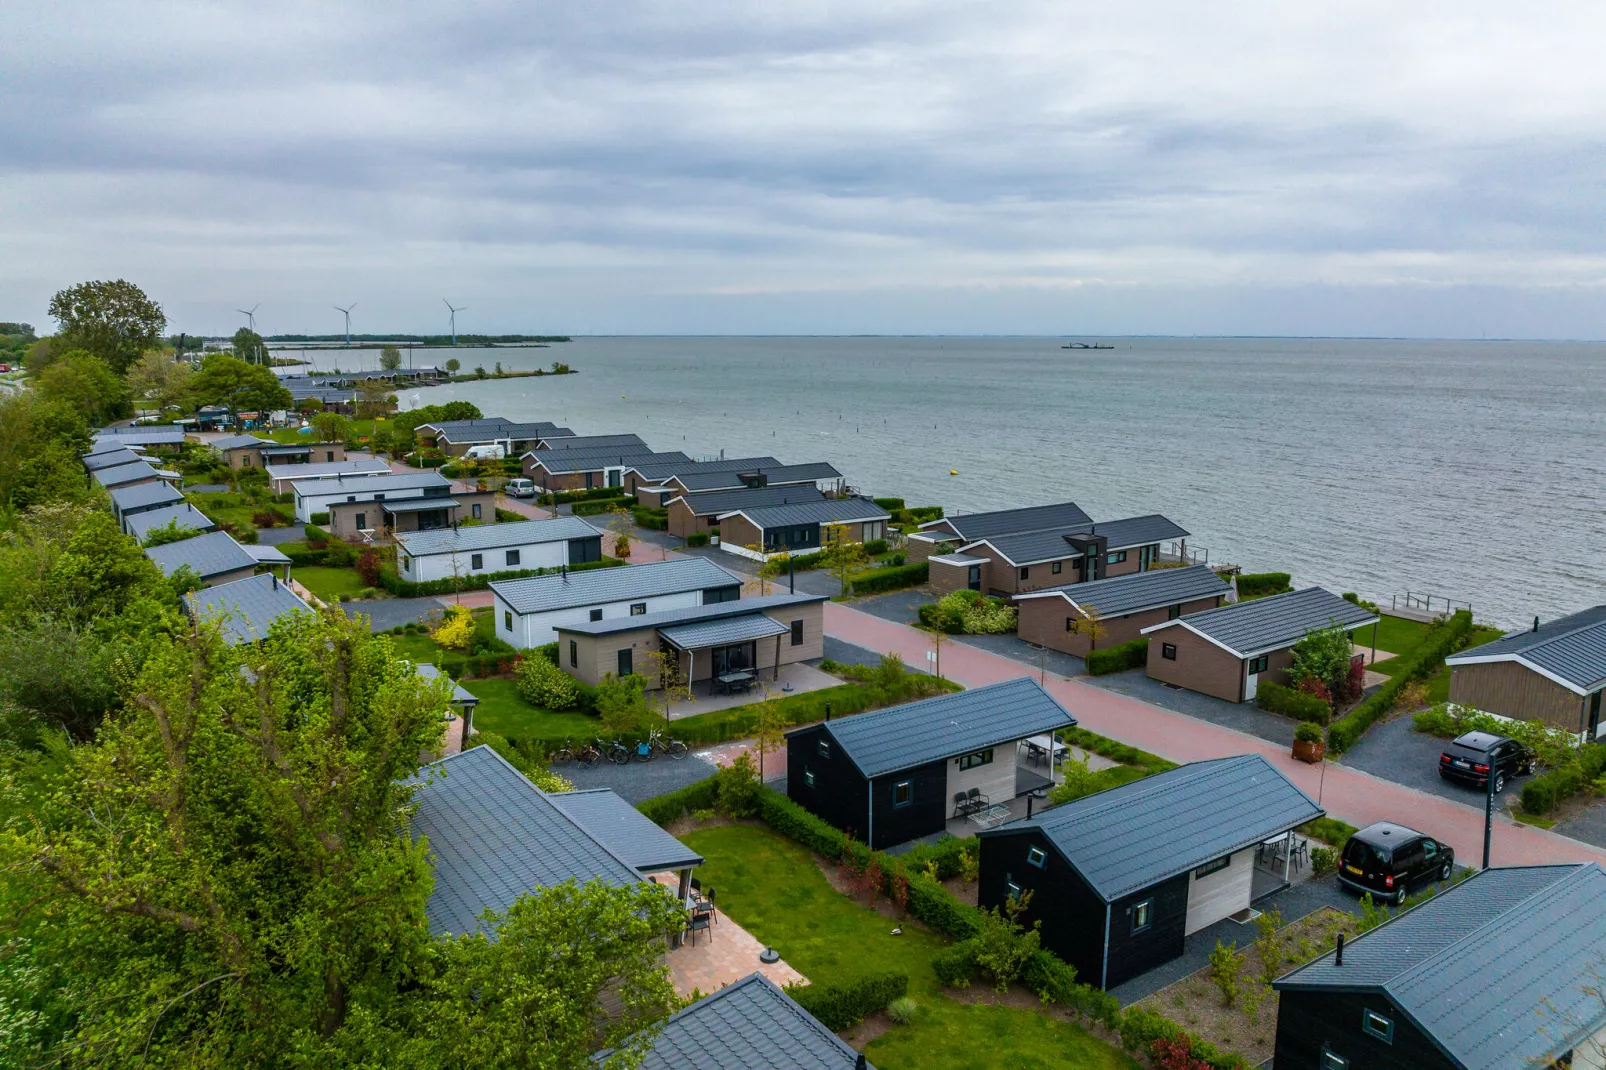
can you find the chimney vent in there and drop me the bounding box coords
[1335,933,1345,966]
[1534,616,1540,632]
[856,1057,867,1070]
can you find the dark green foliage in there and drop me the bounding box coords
[788,972,908,1030]
[1294,721,1324,744]
[668,673,959,747]
[47,278,166,374]
[685,531,709,546]
[1521,744,1606,815]
[539,486,632,506]
[532,641,561,665]
[378,556,625,597]
[848,561,928,594]
[1342,592,1381,613]
[308,513,331,527]
[571,497,632,517]
[1235,572,1292,598]
[1085,636,1148,675]
[635,775,721,826]
[1256,680,1331,724]
[932,939,981,986]
[1060,726,1177,772]
[1327,610,1473,751]
[863,538,889,556]
[1296,817,1358,846]
[631,505,668,530]
[1119,1007,1249,1069]
[872,497,905,511]
[714,753,760,816]
[906,506,944,523]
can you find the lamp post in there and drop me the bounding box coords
[1483,755,1496,869]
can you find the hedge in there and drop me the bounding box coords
[572,496,632,517]
[1255,680,1331,724]
[1299,816,1359,846]
[309,512,330,525]
[1236,572,1292,599]
[685,531,709,547]
[540,486,631,506]
[494,508,524,523]
[872,497,905,511]
[906,506,944,523]
[847,562,928,595]
[635,774,720,825]
[1521,743,1606,815]
[631,505,668,530]
[1085,636,1148,675]
[1060,726,1177,773]
[669,677,962,747]
[378,556,626,598]
[1327,610,1473,752]
[787,972,908,1030]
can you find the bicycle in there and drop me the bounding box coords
[549,739,576,764]
[633,737,655,763]
[576,740,602,768]
[648,729,688,760]
[606,738,631,766]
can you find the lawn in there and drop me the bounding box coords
[295,566,373,602]
[1351,613,1431,658]
[461,678,599,743]
[258,418,394,444]
[1369,621,1503,704]
[680,824,1137,1070]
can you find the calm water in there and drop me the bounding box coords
[302,337,1606,627]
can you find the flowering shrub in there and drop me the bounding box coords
[431,605,476,652]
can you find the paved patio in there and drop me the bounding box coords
[664,661,840,721]
[650,874,806,997]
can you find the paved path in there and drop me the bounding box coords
[822,603,1606,870]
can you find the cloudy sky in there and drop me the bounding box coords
[4,0,1605,337]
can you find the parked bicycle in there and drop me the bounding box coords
[576,740,602,768]
[648,729,689,760]
[634,737,655,763]
[549,739,576,764]
[605,738,631,766]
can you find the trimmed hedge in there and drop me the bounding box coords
[872,497,905,511]
[670,676,962,747]
[906,506,944,523]
[635,774,720,826]
[932,939,980,986]
[1061,726,1177,773]
[685,531,709,547]
[494,507,524,522]
[1326,610,1473,752]
[847,561,928,595]
[309,512,330,525]
[1236,572,1292,599]
[787,972,908,1030]
[631,505,668,530]
[1085,636,1148,676]
[1256,680,1331,724]
[572,496,632,517]
[538,486,632,506]
[379,556,625,597]
[863,538,889,556]
[1521,743,1606,815]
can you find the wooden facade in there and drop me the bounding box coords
[1144,626,1296,703]
[1448,660,1593,734]
[1017,593,1224,657]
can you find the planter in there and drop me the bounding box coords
[1292,738,1327,764]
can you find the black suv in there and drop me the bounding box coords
[1338,822,1454,905]
[1438,730,1534,794]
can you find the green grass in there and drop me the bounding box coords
[294,566,372,602]
[1372,624,1503,706]
[681,825,1136,1070]
[258,418,393,444]
[1513,811,1558,830]
[460,678,599,742]
[388,632,442,663]
[1351,614,1432,658]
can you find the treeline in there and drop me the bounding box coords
[266,333,571,344]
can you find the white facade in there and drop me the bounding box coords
[495,588,708,650]
[296,484,433,523]
[1183,847,1256,935]
[400,537,570,583]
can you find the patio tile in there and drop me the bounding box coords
[650,874,806,997]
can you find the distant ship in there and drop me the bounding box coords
[1062,341,1114,349]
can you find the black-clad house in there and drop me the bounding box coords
[977,754,1322,990]
[785,678,1077,850]
[1272,862,1606,1070]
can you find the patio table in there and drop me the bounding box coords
[716,671,755,695]
[968,803,1013,830]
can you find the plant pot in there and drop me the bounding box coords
[1292,738,1326,764]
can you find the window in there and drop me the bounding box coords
[1168,604,1182,620]
[1107,550,1128,565]
[590,608,603,622]
[568,536,603,564]
[1162,643,1177,661]
[472,503,482,520]
[354,512,366,530]
[505,549,520,567]
[1005,876,1023,901]
[1193,856,1231,879]
[1019,566,1030,580]
[375,493,386,501]
[470,553,483,570]
[1131,899,1153,934]
[326,451,335,462]
[791,619,804,646]
[1248,655,1270,674]
[1320,1050,1349,1070]
[803,770,816,788]
[1067,617,1076,634]
[704,585,741,604]
[630,602,647,616]
[1360,1009,1393,1043]
[242,455,252,466]
[817,740,831,759]
[348,495,357,502]
[617,648,632,677]
[957,749,994,771]
[891,781,913,808]
[504,611,512,632]
[569,640,577,667]
[1026,845,1047,869]
[1052,561,1062,575]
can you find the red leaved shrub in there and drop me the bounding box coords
[1150,1036,1211,1070]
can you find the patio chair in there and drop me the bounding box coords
[690,877,702,893]
[687,913,712,946]
[953,791,970,817]
[967,788,989,808]
[703,887,717,924]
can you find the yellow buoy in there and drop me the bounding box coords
[949,469,958,476]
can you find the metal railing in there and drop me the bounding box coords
[1392,592,1472,619]
[1160,541,1209,566]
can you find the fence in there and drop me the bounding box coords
[1391,591,1472,619]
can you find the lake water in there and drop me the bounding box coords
[292,337,1606,627]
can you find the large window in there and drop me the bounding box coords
[1360,1009,1393,1044]
[791,619,804,646]
[567,536,602,564]
[957,749,994,771]
[1131,899,1153,934]
[1248,655,1270,674]
[617,648,633,678]
[891,781,913,808]
[703,585,741,604]
[1107,550,1127,565]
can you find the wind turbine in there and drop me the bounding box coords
[333,303,357,346]
[236,304,259,332]
[443,299,465,345]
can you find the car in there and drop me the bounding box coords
[1338,822,1454,905]
[1438,730,1534,794]
[505,478,536,498]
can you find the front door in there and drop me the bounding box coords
[1244,663,1259,702]
[968,565,981,591]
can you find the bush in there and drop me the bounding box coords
[303,523,331,543]
[1294,721,1324,744]
[1328,610,1473,752]
[872,497,905,511]
[531,641,560,666]
[1085,637,1148,675]
[787,972,908,1031]
[631,505,668,530]
[714,752,760,817]
[849,561,928,595]
[670,668,957,748]
[635,775,720,826]
[1310,845,1338,876]
[431,605,477,652]
[1119,1008,1247,1069]
[1236,572,1292,598]
[515,653,581,710]
[863,537,889,556]
[932,939,981,987]
[355,548,383,587]
[571,496,632,517]
[685,531,709,547]
[920,589,1015,634]
[1298,816,1358,846]
[310,511,330,525]
[1343,591,1382,613]
[906,506,944,523]
[1207,940,1242,1006]
[1256,680,1331,724]
[886,996,917,1025]
[1521,743,1606,815]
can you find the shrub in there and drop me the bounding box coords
[906,505,944,523]
[1236,572,1292,598]
[932,939,980,988]
[571,496,632,517]
[431,605,477,652]
[1298,816,1358,846]
[848,561,927,595]
[1521,745,1606,815]
[1342,591,1382,613]
[921,589,1015,634]
[886,996,917,1025]
[872,497,905,511]
[1328,610,1473,752]
[1257,680,1330,723]
[635,775,720,826]
[1294,721,1324,744]
[631,505,668,530]
[1085,637,1148,675]
[251,509,287,528]
[1151,1037,1214,1070]
[532,641,560,666]
[863,537,889,556]
[1310,845,1338,876]
[1061,726,1177,773]
[310,511,330,525]
[974,898,1041,991]
[514,653,581,710]
[714,752,760,817]
[685,531,709,547]
[355,548,383,587]
[1289,623,1356,702]
[788,972,909,1031]
[1207,940,1242,1006]
[1119,1008,1247,1069]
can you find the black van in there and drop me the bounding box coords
[1338,822,1454,905]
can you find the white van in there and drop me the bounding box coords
[505,478,536,498]
[462,443,507,460]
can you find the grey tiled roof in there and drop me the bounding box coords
[1446,605,1606,693]
[1016,564,1232,617]
[672,461,843,492]
[264,459,392,481]
[991,755,1322,901]
[533,432,646,452]
[1148,586,1377,657]
[413,662,478,706]
[258,442,335,455]
[186,573,312,645]
[548,789,705,872]
[122,502,217,540]
[93,427,186,445]
[211,434,268,451]
[82,447,143,471]
[144,530,258,580]
[613,973,872,1070]
[660,612,790,650]
[1276,864,1606,1070]
[810,678,1076,777]
[292,471,452,502]
[84,440,144,458]
[491,557,744,615]
[975,513,1189,565]
[533,448,687,474]
[731,497,891,529]
[673,483,825,516]
[554,593,826,637]
[108,480,184,514]
[424,418,569,443]
[379,497,460,514]
[396,516,597,557]
[929,501,1093,540]
[93,461,159,487]
[628,455,782,482]
[409,746,642,937]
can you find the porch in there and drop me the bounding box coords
[380,497,461,533]
[649,873,806,997]
[1250,829,1316,903]
[941,738,1065,839]
[663,660,841,721]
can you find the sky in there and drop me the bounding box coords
[4,1,1606,338]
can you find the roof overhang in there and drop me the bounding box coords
[1441,653,1594,696]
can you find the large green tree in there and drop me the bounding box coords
[125,346,196,413]
[0,394,93,512]
[34,349,128,426]
[379,345,403,371]
[47,279,167,375]
[232,327,267,363]
[192,354,293,428]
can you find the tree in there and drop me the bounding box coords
[819,522,868,596]
[641,647,692,722]
[34,350,128,425]
[191,354,293,429]
[751,694,788,781]
[1289,622,1357,700]
[607,507,634,559]
[47,279,166,374]
[355,379,394,420]
[125,347,195,413]
[311,411,352,444]
[444,358,461,375]
[1067,604,1107,652]
[0,393,93,512]
[380,345,403,371]
[141,520,202,547]
[596,672,658,737]
[231,327,266,364]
